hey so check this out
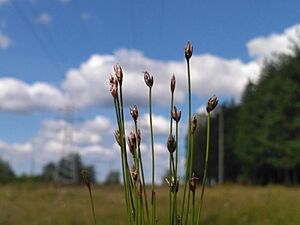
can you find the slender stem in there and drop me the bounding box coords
[192,191,195,225]
[149,87,156,225]
[169,93,174,225]
[174,121,179,224]
[184,132,195,225]
[114,99,132,225]
[196,112,211,225]
[88,186,97,225]
[134,121,150,224]
[119,87,134,215]
[181,58,192,220]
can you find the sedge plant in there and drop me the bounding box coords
[83,41,218,225]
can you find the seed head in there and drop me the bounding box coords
[144,71,153,88]
[165,176,179,193]
[114,64,123,85]
[81,170,91,190]
[206,95,218,113]
[130,105,139,122]
[172,106,181,122]
[185,41,193,60]
[191,117,197,134]
[131,165,138,181]
[137,129,141,147]
[170,74,176,93]
[109,75,118,99]
[128,132,136,155]
[114,130,121,146]
[189,172,198,193]
[167,134,176,154]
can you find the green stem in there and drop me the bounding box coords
[181,58,192,220]
[134,121,150,224]
[149,87,156,225]
[119,88,133,211]
[192,191,195,225]
[184,133,195,225]
[88,186,97,225]
[174,121,179,224]
[114,99,132,225]
[196,112,211,225]
[169,93,174,225]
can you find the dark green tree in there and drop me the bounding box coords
[0,158,15,183]
[235,47,300,184]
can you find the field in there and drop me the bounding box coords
[0,183,300,225]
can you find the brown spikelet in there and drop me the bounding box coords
[144,71,154,88]
[172,106,181,122]
[130,105,139,121]
[167,134,176,154]
[128,132,136,155]
[114,64,123,85]
[170,74,176,93]
[191,116,197,134]
[185,41,193,60]
[206,95,218,113]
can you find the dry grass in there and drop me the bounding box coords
[0,183,299,225]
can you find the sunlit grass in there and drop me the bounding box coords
[0,183,299,225]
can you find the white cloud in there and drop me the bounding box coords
[0,115,117,178]
[0,32,11,49]
[0,0,9,6]
[247,24,300,61]
[0,78,66,112]
[63,49,260,109]
[35,13,52,26]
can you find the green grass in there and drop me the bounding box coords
[0,183,299,225]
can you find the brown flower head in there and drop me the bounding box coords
[114,130,121,146]
[131,165,138,181]
[128,132,136,155]
[206,95,218,113]
[114,64,123,86]
[144,71,153,88]
[167,134,176,154]
[189,172,198,193]
[170,74,176,93]
[191,116,197,134]
[109,75,118,99]
[172,106,181,123]
[81,170,91,190]
[130,105,139,122]
[185,41,193,60]
[165,176,179,193]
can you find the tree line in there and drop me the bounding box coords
[193,46,300,185]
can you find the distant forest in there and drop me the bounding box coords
[193,45,300,185]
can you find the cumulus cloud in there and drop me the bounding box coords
[63,49,259,109]
[0,78,66,112]
[247,24,300,61]
[35,13,52,26]
[0,32,11,49]
[3,23,300,113]
[0,115,117,178]
[0,112,182,182]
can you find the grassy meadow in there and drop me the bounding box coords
[0,183,299,225]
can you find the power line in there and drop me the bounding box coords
[10,0,63,75]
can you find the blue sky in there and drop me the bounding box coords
[0,0,300,182]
